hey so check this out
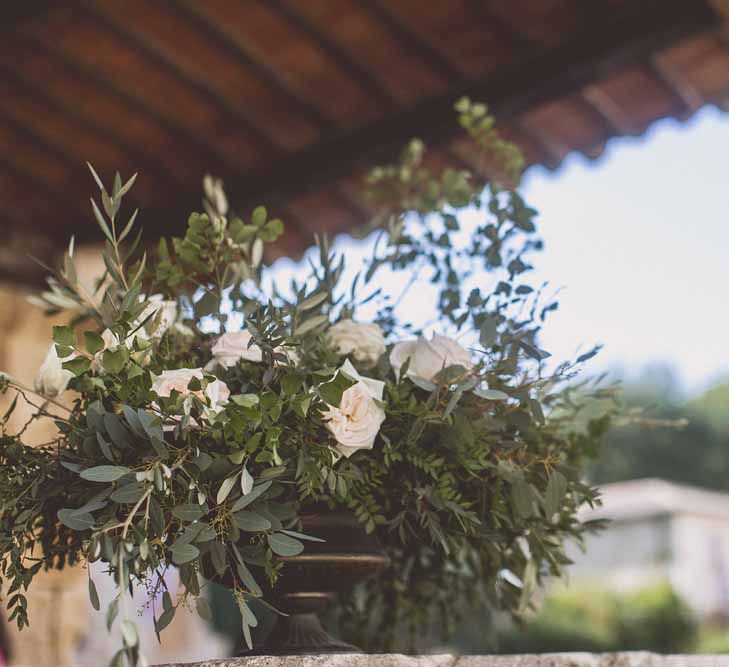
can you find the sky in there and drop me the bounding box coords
[523,106,729,397]
[270,105,729,398]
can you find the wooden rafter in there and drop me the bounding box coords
[21,30,255,195]
[0,62,184,193]
[0,107,87,177]
[0,158,84,220]
[575,93,625,137]
[644,58,702,117]
[266,0,396,108]
[360,0,463,82]
[1,2,67,27]
[168,0,330,132]
[81,1,283,155]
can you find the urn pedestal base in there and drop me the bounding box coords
[242,611,359,656]
[237,511,388,657]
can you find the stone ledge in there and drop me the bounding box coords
[153,653,729,667]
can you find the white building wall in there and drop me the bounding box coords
[566,515,672,594]
[669,513,729,617]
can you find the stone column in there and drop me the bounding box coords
[0,247,106,667]
[0,246,232,666]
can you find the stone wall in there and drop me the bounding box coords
[152,654,729,667]
[151,652,729,667]
[0,276,91,667]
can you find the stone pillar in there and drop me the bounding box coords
[0,246,232,666]
[0,247,106,667]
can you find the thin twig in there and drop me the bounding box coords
[122,488,152,539]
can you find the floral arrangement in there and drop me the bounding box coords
[0,100,612,664]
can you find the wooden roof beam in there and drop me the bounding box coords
[644,58,700,119]
[21,32,259,204]
[168,0,330,133]
[0,159,86,224]
[266,0,397,108]
[360,0,463,82]
[81,1,283,155]
[0,62,184,194]
[1,3,69,28]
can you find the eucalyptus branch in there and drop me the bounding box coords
[1,375,73,415]
[122,488,153,539]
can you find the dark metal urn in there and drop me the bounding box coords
[239,509,389,656]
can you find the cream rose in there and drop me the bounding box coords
[390,334,473,384]
[138,294,178,338]
[151,368,230,412]
[323,359,386,458]
[326,319,386,367]
[97,293,176,355]
[207,330,298,369]
[209,330,263,366]
[34,344,75,398]
[96,325,152,371]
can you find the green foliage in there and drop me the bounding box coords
[0,101,614,664]
[488,582,697,655]
[590,368,729,491]
[687,381,729,436]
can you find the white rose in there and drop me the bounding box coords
[96,327,152,371]
[151,368,230,412]
[209,330,262,367]
[138,294,178,338]
[323,359,386,458]
[98,327,128,352]
[207,330,298,369]
[390,334,473,384]
[99,294,176,353]
[326,319,386,367]
[34,344,74,397]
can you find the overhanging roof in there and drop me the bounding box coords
[2,1,729,284]
[581,478,729,523]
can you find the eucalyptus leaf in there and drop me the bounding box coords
[88,577,100,611]
[280,529,325,543]
[231,481,272,511]
[80,466,130,483]
[172,503,207,522]
[298,291,328,311]
[233,510,271,532]
[155,606,175,634]
[268,532,304,557]
[58,509,94,531]
[241,466,254,495]
[296,314,329,336]
[474,387,509,401]
[217,473,239,505]
[171,543,199,565]
[195,596,213,622]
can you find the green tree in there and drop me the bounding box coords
[590,365,729,491]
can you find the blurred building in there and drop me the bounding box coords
[569,478,729,618]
